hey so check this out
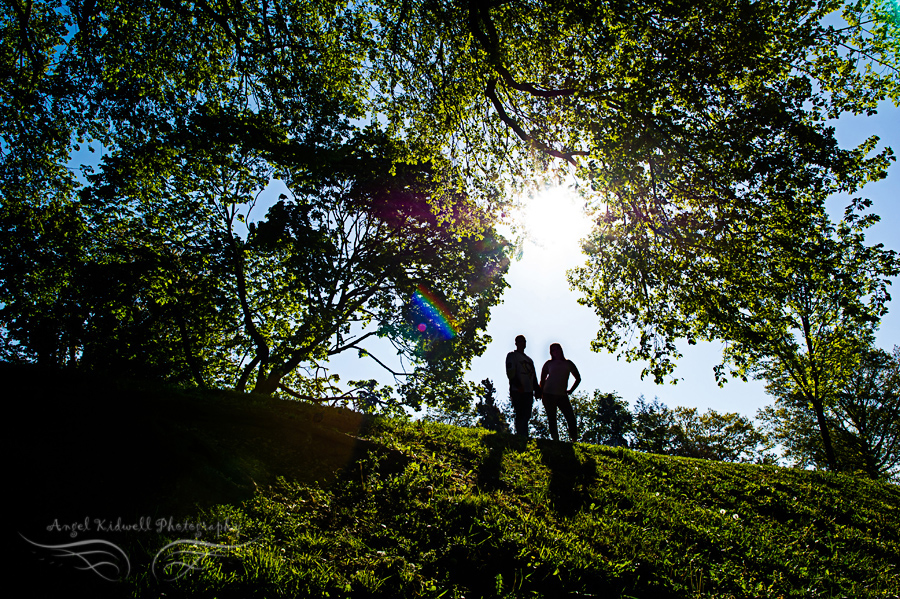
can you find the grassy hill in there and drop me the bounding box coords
[8,365,899,598]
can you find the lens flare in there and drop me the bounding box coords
[411,285,458,339]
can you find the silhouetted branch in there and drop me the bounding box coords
[486,79,586,165]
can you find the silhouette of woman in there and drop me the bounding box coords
[539,343,581,442]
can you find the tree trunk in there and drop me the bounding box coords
[236,355,260,393]
[808,392,839,471]
[252,369,282,396]
[177,314,206,389]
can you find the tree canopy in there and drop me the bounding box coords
[0,0,510,409]
[760,345,900,480]
[3,0,898,421]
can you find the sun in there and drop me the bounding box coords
[514,185,595,265]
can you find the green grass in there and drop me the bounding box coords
[9,368,899,598]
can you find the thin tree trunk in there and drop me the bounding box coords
[227,234,271,391]
[177,314,206,389]
[236,355,260,393]
[808,392,838,471]
[801,314,839,472]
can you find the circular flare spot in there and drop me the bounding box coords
[417,323,427,332]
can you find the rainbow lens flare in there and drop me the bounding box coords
[411,285,458,339]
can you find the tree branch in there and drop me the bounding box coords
[328,330,379,355]
[468,3,576,97]
[493,63,578,98]
[340,342,411,378]
[276,383,383,408]
[486,78,586,165]
[466,2,585,165]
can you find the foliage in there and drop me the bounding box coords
[833,345,900,479]
[558,0,900,472]
[760,345,900,481]
[0,197,87,368]
[629,396,678,455]
[234,141,510,401]
[573,171,899,470]
[671,406,774,464]
[367,0,899,189]
[0,191,232,384]
[604,395,773,464]
[475,378,510,434]
[345,379,407,419]
[1,0,511,409]
[570,389,633,447]
[528,403,552,441]
[422,401,477,429]
[4,0,899,423]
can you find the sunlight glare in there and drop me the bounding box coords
[515,185,594,266]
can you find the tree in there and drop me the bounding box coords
[570,390,633,447]
[246,146,509,402]
[367,0,900,457]
[367,0,897,197]
[86,124,510,403]
[475,378,510,433]
[528,404,551,441]
[2,0,344,379]
[629,396,678,455]
[616,396,770,462]
[760,345,900,479]
[0,164,235,385]
[671,407,772,463]
[0,198,84,368]
[2,1,511,409]
[572,170,898,472]
[833,346,900,479]
[1,0,90,369]
[38,0,891,213]
[5,0,899,418]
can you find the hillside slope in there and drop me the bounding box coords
[8,366,899,598]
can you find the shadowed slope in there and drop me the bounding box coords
[6,365,899,598]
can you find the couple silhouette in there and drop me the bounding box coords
[505,335,581,442]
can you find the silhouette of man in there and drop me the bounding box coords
[506,335,541,437]
[540,343,581,442]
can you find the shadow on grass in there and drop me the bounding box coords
[536,440,599,516]
[475,432,528,491]
[475,432,598,515]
